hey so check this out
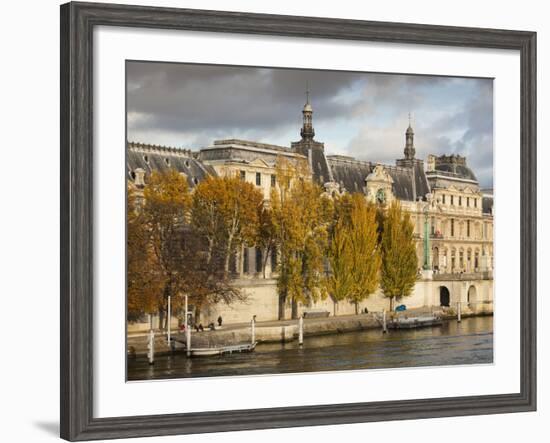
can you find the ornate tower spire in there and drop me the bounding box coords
[404,113,416,160]
[300,83,315,141]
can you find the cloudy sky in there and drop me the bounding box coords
[127,61,494,187]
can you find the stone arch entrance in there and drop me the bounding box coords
[433,246,439,270]
[439,286,450,307]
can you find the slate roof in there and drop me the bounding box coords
[310,147,333,184]
[327,156,373,194]
[127,142,216,187]
[435,162,477,181]
[327,156,431,201]
[412,161,431,200]
[482,196,493,215]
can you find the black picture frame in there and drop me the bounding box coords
[60,2,537,441]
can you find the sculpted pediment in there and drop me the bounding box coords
[365,164,393,184]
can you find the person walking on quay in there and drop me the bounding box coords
[217,316,223,327]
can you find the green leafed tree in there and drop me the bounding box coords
[380,201,418,311]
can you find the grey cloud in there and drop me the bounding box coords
[127,61,493,187]
[127,61,362,137]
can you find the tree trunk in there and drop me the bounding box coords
[390,296,395,312]
[224,233,234,276]
[291,298,299,320]
[158,309,164,332]
[278,292,286,320]
[333,299,337,317]
[206,238,214,265]
[262,246,270,279]
[355,301,359,315]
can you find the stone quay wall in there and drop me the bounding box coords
[128,273,493,334]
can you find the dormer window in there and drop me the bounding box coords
[143,155,149,164]
[164,157,170,166]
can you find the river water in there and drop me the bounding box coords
[127,316,493,381]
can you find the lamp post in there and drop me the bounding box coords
[167,294,171,345]
[423,203,431,271]
[185,293,191,357]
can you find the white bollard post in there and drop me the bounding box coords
[167,295,171,344]
[457,301,462,323]
[147,329,155,365]
[382,309,387,333]
[299,316,304,346]
[251,317,256,345]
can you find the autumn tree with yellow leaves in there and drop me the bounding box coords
[271,157,332,319]
[380,201,418,311]
[326,193,380,315]
[127,187,164,320]
[191,175,264,277]
[346,195,381,314]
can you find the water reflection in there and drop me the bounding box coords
[127,316,493,381]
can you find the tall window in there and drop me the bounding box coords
[255,248,263,273]
[256,172,261,186]
[458,196,462,206]
[271,174,276,187]
[240,170,246,181]
[451,195,454,205]
[451,218,455,237]
[474,198,478,208]
[442,194,446,204]
[243,247,249,273]
[467,197,470,207]
[467,220,471,237]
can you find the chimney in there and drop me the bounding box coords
[134,168,146,187]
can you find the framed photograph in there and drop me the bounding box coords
[60,1,536,440]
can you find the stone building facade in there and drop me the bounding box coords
[127,95,494,324]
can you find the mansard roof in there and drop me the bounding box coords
[327,156,431,201]
[327,156,373,194]
[127,142,216,187]
[482,196,493,215]
[309,146,333,184]
[432,154,478,182]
